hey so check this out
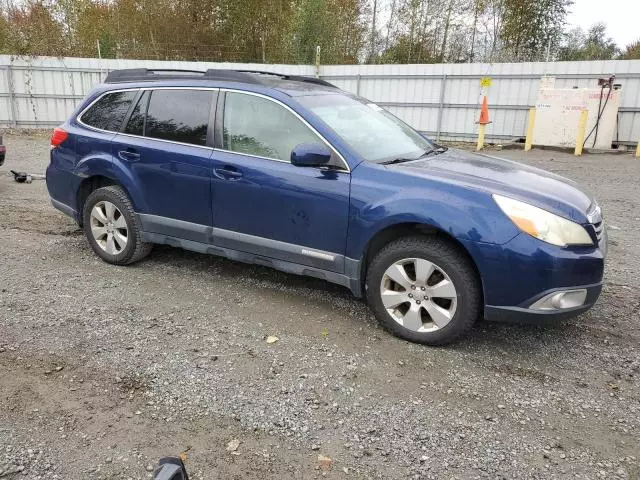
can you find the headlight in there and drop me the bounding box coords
[493,194,593,247]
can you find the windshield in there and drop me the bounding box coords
[297,93,433,164]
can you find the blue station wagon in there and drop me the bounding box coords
[46,69,606,345]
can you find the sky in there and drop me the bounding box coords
[567,0,639,48]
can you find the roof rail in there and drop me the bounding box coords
[104,68,336,88]
[234,70,336,88]
[105,68,261,84]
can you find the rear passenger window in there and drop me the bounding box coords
[145,90,212,146]
[81,91,137,131]
[124,91,149,136]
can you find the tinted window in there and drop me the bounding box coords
[223,92,320,161]
[124,91,149,136]
[81,91,137,131]
[145,90,212,146]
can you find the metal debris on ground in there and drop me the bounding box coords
[9,170,46,183]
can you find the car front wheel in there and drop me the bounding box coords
[366,236,482,345]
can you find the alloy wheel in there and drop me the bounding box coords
[90,201,128,255]
[380,258,458,333]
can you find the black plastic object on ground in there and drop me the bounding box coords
[153,456,189,480]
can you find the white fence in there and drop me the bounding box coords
[2,55,640,145]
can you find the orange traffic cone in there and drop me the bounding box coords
[478,95,490,125]
[476,95,491,151]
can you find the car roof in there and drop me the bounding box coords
[102,69,339,97]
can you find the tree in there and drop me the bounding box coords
[0,0,607,65]
[289,0,368,64]
[2,0,68,56]
[557,23,619,61]
[0,14,9,53]
[500,0,570,61]
[619,39,640,60]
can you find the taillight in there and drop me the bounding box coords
[51,127,68,147]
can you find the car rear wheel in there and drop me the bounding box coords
[366,236,481,345]
[82,185,152,265]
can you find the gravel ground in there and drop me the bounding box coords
[1,132,639,479]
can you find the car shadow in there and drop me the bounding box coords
[147,244,355,299]
[143,244,586,357]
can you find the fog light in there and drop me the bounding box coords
[529,289,587,311]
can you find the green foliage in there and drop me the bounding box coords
[290,0,369,64]
[557,23,619,61]
[0,0,624,64]
[1,0,68,56]
[619,40,640,60]
[0,0,367,63]
[499,0,570,61]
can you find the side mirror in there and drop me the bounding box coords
[291,142,332,167]
[153,457,189,480]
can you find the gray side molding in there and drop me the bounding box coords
[137,213,363,297]
[137,213,347,273]
[142,231,362,297]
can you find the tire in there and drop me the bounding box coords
[82,185,153,265]
[365,235,481,345]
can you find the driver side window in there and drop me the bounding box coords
[222,92,322,162]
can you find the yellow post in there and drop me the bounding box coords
[636,140,640,158]
[574,109,588,156]
[476,124,486,151]
[524,108,536,151]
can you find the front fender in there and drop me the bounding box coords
[346,165,520,260]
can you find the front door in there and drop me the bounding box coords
[112,88,217,242]
[210,91,350,273]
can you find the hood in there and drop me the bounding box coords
[389,148,595,224]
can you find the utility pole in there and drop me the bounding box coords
[315,45,321,78]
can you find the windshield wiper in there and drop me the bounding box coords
[423,146,448,156]
[381,146,448,165]
[381,157,416,165]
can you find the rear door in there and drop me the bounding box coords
[112,88,217,243]
[209,90,351,273]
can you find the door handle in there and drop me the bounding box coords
[213,167,243,180]
[118,148,140,161]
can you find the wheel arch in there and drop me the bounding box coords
[73,155,145,225]
[76,175,138,226]
[359,222,484,303]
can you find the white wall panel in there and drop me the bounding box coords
[322,60,640,145]
[1,55,640,146]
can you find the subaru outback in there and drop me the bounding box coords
[46,69,606,345]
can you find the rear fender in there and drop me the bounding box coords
[73,155,148,213]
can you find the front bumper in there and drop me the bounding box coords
[462,231,605,324]
[485,282,602,324]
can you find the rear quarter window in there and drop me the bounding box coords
[80,91,137,131]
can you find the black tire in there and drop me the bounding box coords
[365,235,482,345]
[82,185,153,265]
